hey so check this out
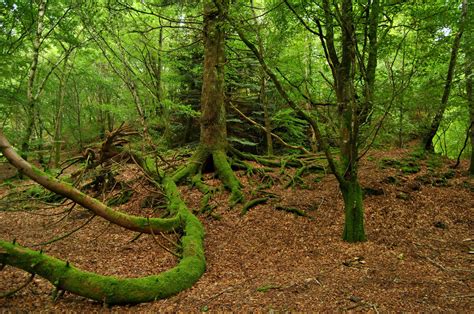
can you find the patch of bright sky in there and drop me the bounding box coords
[440,27,451,36]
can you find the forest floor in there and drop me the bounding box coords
[0,145,473,312]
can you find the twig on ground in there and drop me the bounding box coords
[0,273,35,298]
[32,214,96,247]
[148,218,180,258]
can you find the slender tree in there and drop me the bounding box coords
[465,0,473,174]
[423,0,468,151]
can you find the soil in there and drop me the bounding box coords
[0,147,473,312]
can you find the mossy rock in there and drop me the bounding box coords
[362,187,384,197]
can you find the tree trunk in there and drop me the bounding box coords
[53,54,70,168]
[172,0,242,204]
[200,0,227,151]
[251,1,273,156]
[341,179,366,242]
[467,60,473,175]
[330,0,366,242]
[21,0,46,161]
[464,0,473,175]
[0,176,205,305]
[261,77,274,156]
[424,0,467,151]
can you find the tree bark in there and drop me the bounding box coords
[464,0,473,175]
[200,0,228,151]
[251,0,273,155]
[53,51,71,168]
[173,0,242,204]
[341,179,366,242]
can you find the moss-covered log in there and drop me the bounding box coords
[0,132,180,233]
[0,176,206,305]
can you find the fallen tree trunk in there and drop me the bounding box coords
[0,176,206,305]
[0,130,206,304]
[0,131,180,233]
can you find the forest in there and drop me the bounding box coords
[0,0,473,311]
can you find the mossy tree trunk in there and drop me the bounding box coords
[200,0,227,152]
[173,0,242,204]
[326,0,366,242]
[21,0,46,161]
[0,176,206,305]
[340,179,366,242]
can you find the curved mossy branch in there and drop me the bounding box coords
[0,177,206,305]
[0,131,180,233]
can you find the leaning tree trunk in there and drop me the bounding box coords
[0,130,206,304]
[465,0,474,175]
[424,0,467,152]
[173,0,242,204]
[0,176,205,305]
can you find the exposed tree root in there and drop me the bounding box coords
[241,197,269,216]
[275,205,310,218]
[172,147,243,206]
[0,133,181,234]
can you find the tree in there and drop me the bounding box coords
[231,0,382,242]
[173,0,243,204]
[465,0,474,174]
[423,0,468,152]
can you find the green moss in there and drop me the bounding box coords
[212,150,243,205]
[256,284,279,292]
[172,148,207,183]
[0,176,206,305]
[341,181,366,243]
[400,162,421,174]
[241,197,268,215]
